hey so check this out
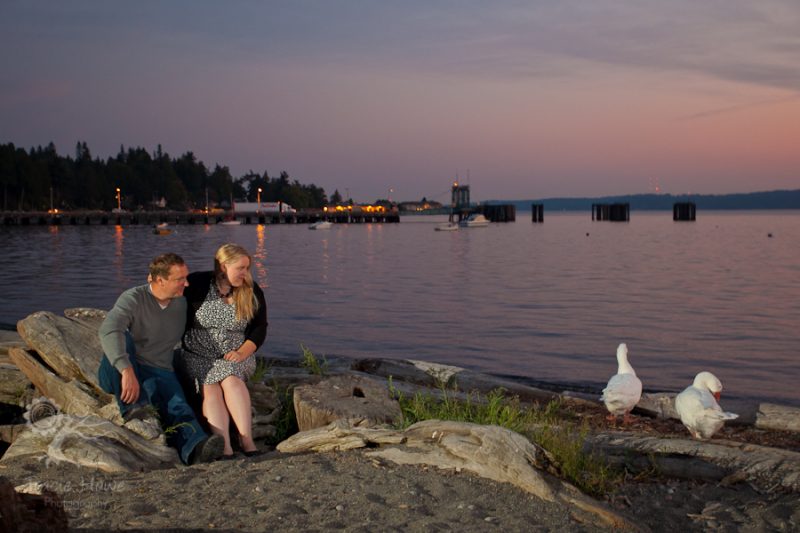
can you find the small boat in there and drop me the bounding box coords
[434,222,459,231]
[459,213,490,228]
[309,220,333,230]
[153,223,172,235]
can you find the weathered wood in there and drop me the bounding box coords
[276,419,406,452]
[278,419,641,531]
[8,347,114,419]
[16,310,106,392]
[635,392,800,433]
[293,374,402,431]
[1,414,179,473]
[0,363,32,405]
[756,403,800,432]
[0,423,28,444]
[352,358,567,406]
[588,431,800,492]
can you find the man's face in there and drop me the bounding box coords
[159,264,189,298]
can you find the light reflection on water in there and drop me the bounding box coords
[1,211,799,406]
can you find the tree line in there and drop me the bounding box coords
[0,141,328,211]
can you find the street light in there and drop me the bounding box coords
[115,188,121,211]
[257,187,262,214]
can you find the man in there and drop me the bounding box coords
[98,252,223,464]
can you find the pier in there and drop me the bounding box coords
[0,209,400,227]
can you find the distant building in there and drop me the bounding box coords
[398,200,444,212]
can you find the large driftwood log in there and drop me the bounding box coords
[755,403,800,432]
[16,310,107,393]
[293,374,402,431]
[8,347,117,421]
[1,414,179,473]
[589,431,800,492]
[277,419,405,452]
[635,392,800,432]
[352,358,568,406]
[278,420,641,531]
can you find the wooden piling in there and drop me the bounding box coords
[592,203,629,222]
[531,204,543,223]
[673,202,696,221]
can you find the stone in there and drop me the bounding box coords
[293,374,402,432]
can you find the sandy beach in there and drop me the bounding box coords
[3,407,799,532]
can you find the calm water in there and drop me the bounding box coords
[1,212,798,406]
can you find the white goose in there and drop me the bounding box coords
[600,343,642,423]
[674,371,738,440]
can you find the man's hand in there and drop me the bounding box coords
[120,367,140,404]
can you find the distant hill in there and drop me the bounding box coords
[486,189,800,211]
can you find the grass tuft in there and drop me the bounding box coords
[388,376,621,496]
[299,344,328,376]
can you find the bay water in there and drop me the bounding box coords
[1,211,798,406]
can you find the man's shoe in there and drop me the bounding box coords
[189,434,225,465]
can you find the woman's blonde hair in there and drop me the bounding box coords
[215,243,258,321]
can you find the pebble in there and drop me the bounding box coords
[274,475,283,482]
[254,486,262,493]
[335,504,344,512]
[484,517,496,523]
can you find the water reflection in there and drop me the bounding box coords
[1,213,799,406]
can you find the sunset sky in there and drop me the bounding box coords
[2,1,798,203]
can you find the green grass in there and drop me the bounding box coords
[299,344,328,376]
[250,357,270,383]
[263,383,298,446]
[388,377,621,496]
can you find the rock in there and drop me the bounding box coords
[16,310,107,392]
[0,475,69,532]
[1,413,179,473]
[293,374,402,432]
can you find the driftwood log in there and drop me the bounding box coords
[278,419,641,531]
[2,413,178,472]
[16,309,109,393]
[588,431,800,492]
[293,374,402,431]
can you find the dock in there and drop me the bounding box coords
[0,210,400,227]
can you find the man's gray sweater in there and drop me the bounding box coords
[98,284,187,372]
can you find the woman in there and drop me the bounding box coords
[180,243,267,457]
